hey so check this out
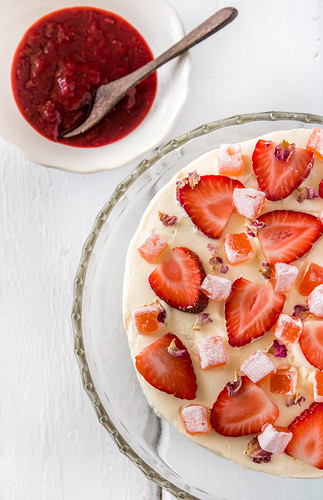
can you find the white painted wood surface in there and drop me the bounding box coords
[1,1,323,499]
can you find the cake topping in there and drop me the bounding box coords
[133,303,165,335]
[257,423,292,454]
[200,274,232,302]
[267,339,288,358]
[286,393,306,407]
[307,128,323,160]
[297,186,319,203]
[319,179,323,198]
[137,232,167,263]
[274,314,303,344]
[233,187,266,220]
[225,277,285,347]
[252,139,314,200]
[167,338,186,357]
[197,335,228,370]
[158,211,178,226]
[192,313,212,330]
[270,367,298,395]
[293,304,311,319]
[240,350,276,383]
[314,370,323,403]
[135,333,197,400]
[257,210,322,266]
[217,143,243,177]
[177,174,244,239]
[259,262,272,280]
[207,244,229,273]
[225,374,242,397]
[210,376,279,437]
[299,320,323,370]
[181,405,211,435]
[245,437,272,464]
[148,246,208,313]
[299,262,323,296]
[176,170,200,190]
[223,232,255,265]
[307,285,323,318]
[285,402,323,469]
[270,262,299,294]
[245,218,266,238]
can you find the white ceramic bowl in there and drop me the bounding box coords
[0,0,190,172]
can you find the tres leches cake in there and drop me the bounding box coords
[123,128,323,477]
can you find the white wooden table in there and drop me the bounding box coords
[1,1,322,499]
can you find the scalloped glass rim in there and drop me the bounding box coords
[72,111,323,500]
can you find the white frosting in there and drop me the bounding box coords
[123,129,323,477]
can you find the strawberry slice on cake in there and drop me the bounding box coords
[148,246,208,313]
[225,278,285,347]
[257,210,322,266]
[299,321,323,371]
[252,139,314,201]
[211,376,279,437]
[177,174,244,239]
[135,333,197,400]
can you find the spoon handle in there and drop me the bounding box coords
[132,7,237,83]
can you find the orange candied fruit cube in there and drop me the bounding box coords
[274,313,303,344]
[299,262,323,296]
[181,404,211,435]
[218,143,243,176]
[137,232,167,263]
[307,128,323,160]
[223,232,254,265]
[133,303,164,335]
[270,367,297,395]
[313,370,323,403]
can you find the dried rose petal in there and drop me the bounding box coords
[287,393,306,407]
[293,304,311,319]
[226,375,242,397]
[157,306,166,323]
[297,186,319,203]
[259,262,272,280]
[274,140,296,162]
[176,170,200,190]
[207,244,228,273]
[267,339,287,358]
[158,211,178,226]
[245,437,272,464]
[192,313,213,330]
[167,339,186,357]
[245,218,266,238]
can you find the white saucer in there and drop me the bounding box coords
[0,0,191,172]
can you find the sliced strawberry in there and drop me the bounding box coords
[177,174,244,239]
[285,402,323,469]
[148,246,208,313]
[257,210,322,266]
[299,320,323,370]
[319,179,323,199]
[225,277,285,347]
[252,139,314,201]
[135,333,197,400]
[210,376,279,437]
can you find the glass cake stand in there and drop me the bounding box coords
[72,111,323,500]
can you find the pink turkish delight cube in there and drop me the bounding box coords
[137,232,167,263]
[240,350,275,383]
[198,335,228,370]
[270,262,299,294]
[200,274,232,302]
[274,313,303,344]
[181,404,211,435]
[308,284,323,318]
[258,423,292,454]
[233,187,266,219]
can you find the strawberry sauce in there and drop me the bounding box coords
[11,7,157,147]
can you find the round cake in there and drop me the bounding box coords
[123,128,323,477]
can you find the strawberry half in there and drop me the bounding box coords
[319,179,323,199]
[148,246,208,313]
[135,333,197,400]
[257,210,322,266]
[225,277,285,347]
[210,376,279,436]
[299,320,323,370]
[177,174,244,239]
[252,139,314,201]
[285,402,323,469]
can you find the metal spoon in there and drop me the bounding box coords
[62,7,238,138]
